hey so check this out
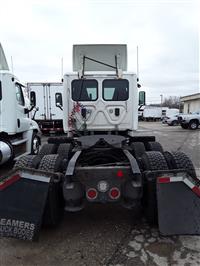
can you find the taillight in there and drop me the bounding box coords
[109,187,120,199]
[87,188,98,200]
[117,170,124,178]
[158,177,170,183]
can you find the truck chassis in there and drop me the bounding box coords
[0,135,199,240]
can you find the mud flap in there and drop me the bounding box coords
[0,168,59,241]
[156,172,200,235]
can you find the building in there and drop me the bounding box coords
[180,93,200,114]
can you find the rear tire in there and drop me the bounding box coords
[130,142,146,158]
[171,151,197,179]
[38,154,64,226]
[38,154,63,172]
[14,155,41,169]
[142,151,168,171]
[57,143,73,160]
[146,142,164,153]
[39,144,57,157]
[142,151,168,225]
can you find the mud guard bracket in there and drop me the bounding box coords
[0,168,60,241]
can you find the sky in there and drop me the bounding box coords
[0,0,199,104]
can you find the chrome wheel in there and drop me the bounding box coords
[32,135,40,154]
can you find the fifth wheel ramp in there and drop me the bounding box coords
[156,171,200,235]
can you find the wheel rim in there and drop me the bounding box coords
[191,122,197,129]
[32,137,40,154]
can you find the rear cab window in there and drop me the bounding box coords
[103,79,129,101]
[71,79,98,101]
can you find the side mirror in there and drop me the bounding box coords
[139,91,146,106]
[30,91,36,107]
[55,93,63,110]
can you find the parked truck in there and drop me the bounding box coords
[0,44,199,241]
[178,111,200,130]
[0,43,40,166]
[27,82,63,134]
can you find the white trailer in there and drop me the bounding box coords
[0,43,40,165]
[27,82,63,134]
[143,106,162,121]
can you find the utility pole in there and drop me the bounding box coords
[137,46,139,81]
[160,94,163,108]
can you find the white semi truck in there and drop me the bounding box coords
[27,82,63,134]
[0,43,40,165]
[0,45,199,241]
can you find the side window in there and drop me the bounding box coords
[55,92,63,106]
[71,79,98,101]
[103,79,129,101]
[15,83,25,106]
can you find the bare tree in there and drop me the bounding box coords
[162,96,182,109]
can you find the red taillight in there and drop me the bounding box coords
[87,188,98,200]
[158,177,170,183]
[109,187,120,199]
[117,170,124,178]
[192,186,200,197]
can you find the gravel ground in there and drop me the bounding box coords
[0,122,200,266]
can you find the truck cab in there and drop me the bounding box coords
[60,45,139,137]
[0,43,40,165]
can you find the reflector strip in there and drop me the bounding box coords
[158,177,170,183]
[20,172,50,183]
[192,186,200,197]
[0,174,21,191]
[158,175,200,198]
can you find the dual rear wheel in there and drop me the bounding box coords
[130,141,197,225]
[14,143,73,226]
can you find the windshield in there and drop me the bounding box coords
[71,79,98,101]
[103,79,129,101]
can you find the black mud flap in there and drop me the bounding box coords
[156,172,200,235]
[0,168,60,241]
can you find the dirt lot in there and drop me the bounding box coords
[0,122,200,266]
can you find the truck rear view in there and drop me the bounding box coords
[27,82,64,134]
[0,44,199,241]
